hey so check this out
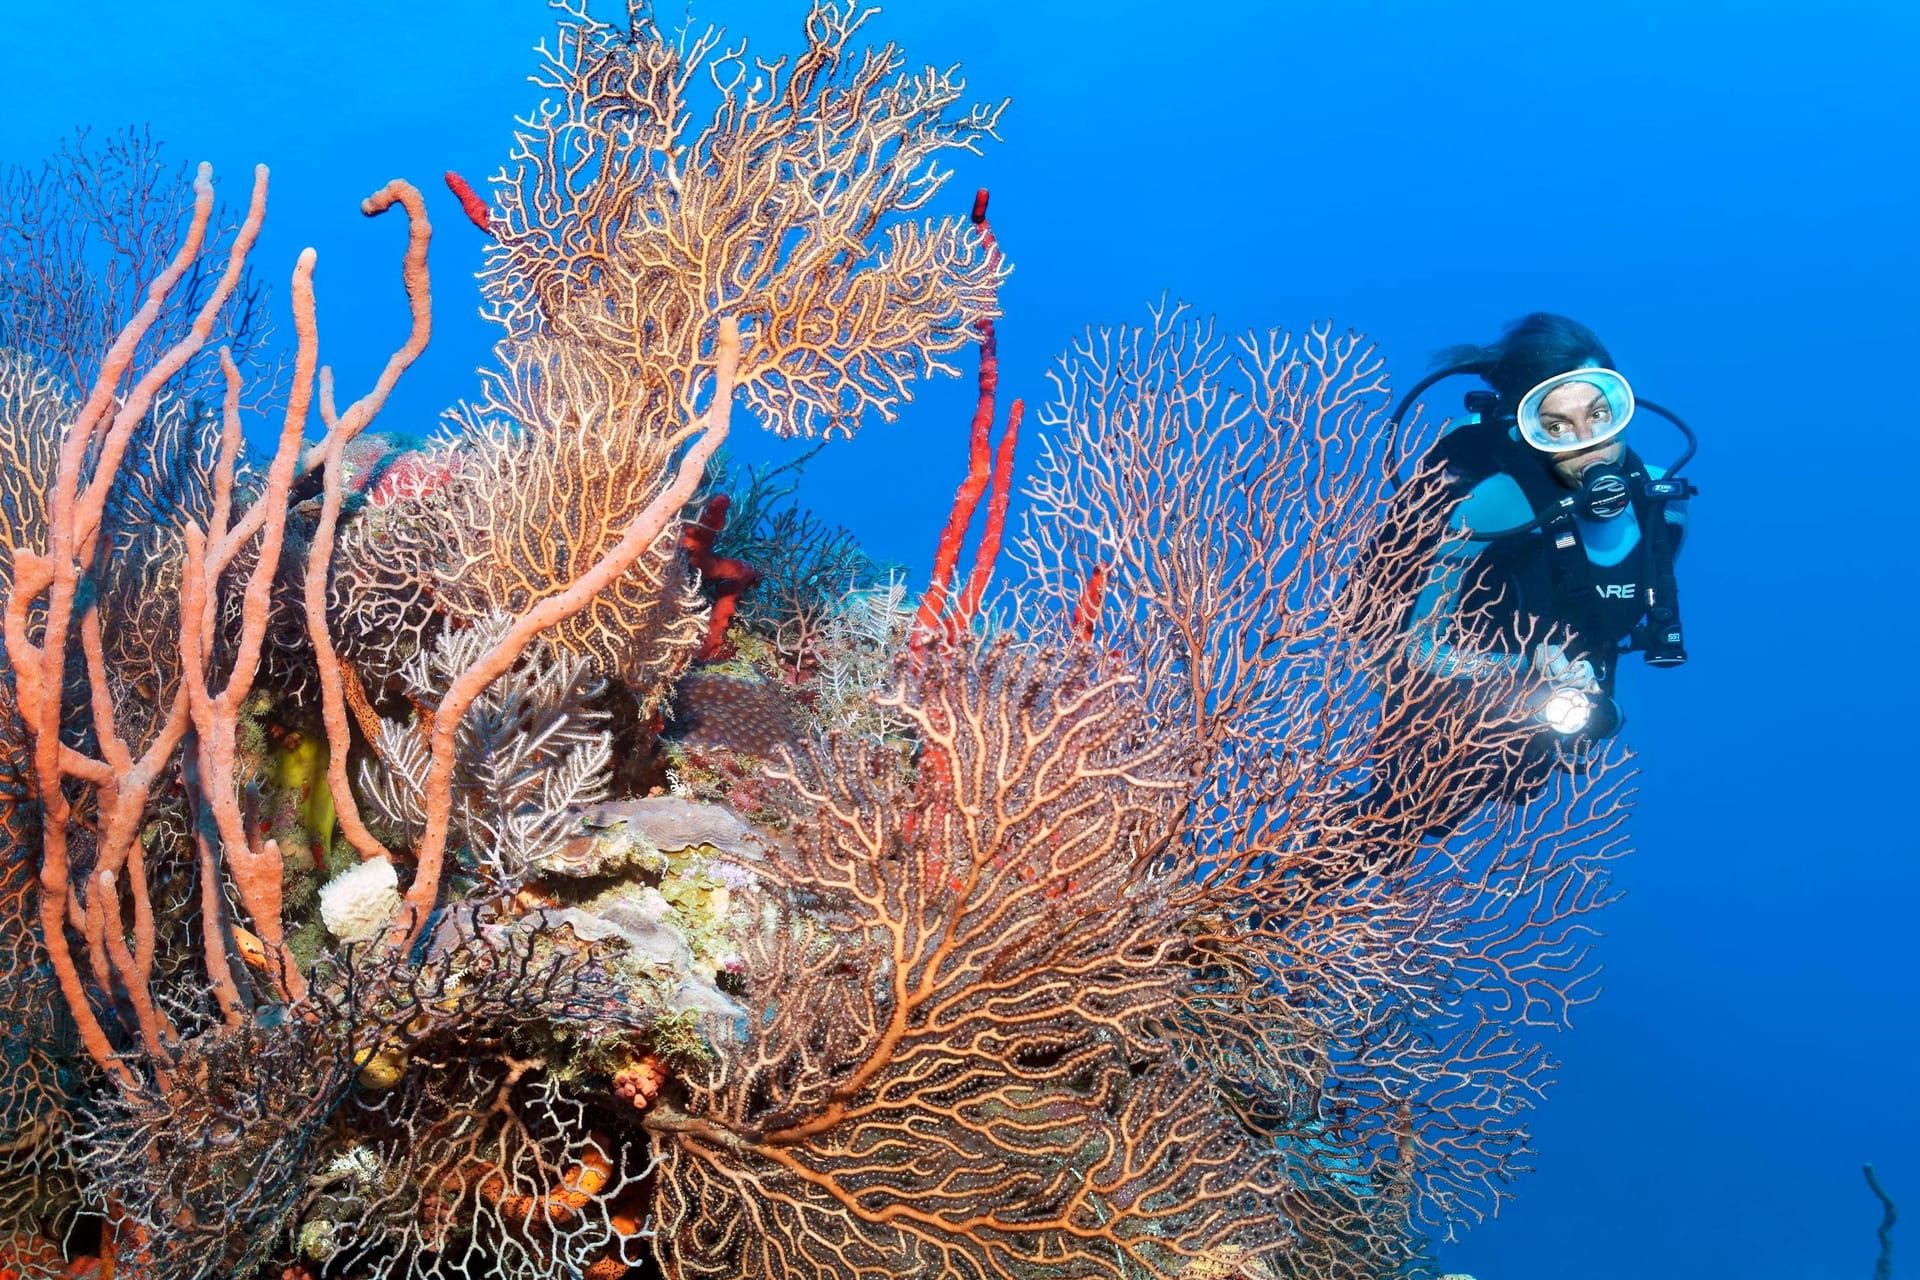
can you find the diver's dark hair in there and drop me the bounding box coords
[1434,312,1615,407]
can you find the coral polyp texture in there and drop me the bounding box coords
[0,3,1625,1279]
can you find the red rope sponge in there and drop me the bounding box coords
[443,170,492,235]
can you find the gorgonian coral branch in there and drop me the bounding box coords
[1017,300,1628,1257]
[0,125,282,412]
[392,316,741,952]
[374,1,1008,709]
[490,0,1007,439]
[365,618,611,893]
[648,641,1288,1280]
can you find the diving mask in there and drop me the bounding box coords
[1515,367,1634,454]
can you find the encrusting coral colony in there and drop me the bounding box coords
[0,4,1626,1279]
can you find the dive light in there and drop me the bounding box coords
[1536,689,1592,736]
[1533,687,1624,742]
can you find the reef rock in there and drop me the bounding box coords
[541,795,773,878]
[547,889,745,1021]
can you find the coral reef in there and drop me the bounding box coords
[651,641,1283,1278]
[0,4,1629,1279]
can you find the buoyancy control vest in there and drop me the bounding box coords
[1427,420,1689,696]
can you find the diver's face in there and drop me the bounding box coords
[1536,381,1615,447]
[1535,380,1624,484]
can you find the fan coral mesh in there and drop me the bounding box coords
[425,416,710,708]
[648,642,1288,1280]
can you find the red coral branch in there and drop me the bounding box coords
[444,169,493,235]
[913,189,1017,655]
[912,343,995,640]
[1072,562,1108,641]
[679,494,760,662]
[952,396,1022,626]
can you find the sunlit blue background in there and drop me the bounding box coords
[4,1,1914,1274]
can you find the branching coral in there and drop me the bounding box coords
[292,907,668,1280]
[804,572,918,740]
[71,1016,349,1280]
[315,1058,642,1280]
[324,442,462,691]
[0,125,281,411]
[1017,300,1626,1261]
[648,641,1287,1280]
[705,450,897,674]
[0,362,67,1190]
[686,451,912,749]
[423,410,710,708]
[0,766,73,1248]
[375,0,1010,708]
[0,353,65,597]
[364,616,613,895]
[61,901,662,1280]
[486,0,1007,441]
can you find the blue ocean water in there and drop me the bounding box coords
[2,1,1913,1275]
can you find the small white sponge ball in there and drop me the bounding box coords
[320,858,402,943]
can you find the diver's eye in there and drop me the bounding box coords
[1544,421,1568,436]
[1592,408,1611,423]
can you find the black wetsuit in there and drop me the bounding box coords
[1421,418,1687,701]
[1348,418,1689,839]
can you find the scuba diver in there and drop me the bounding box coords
[1360,311,1697,836]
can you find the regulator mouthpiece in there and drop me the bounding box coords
[1577,462,1633,520]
